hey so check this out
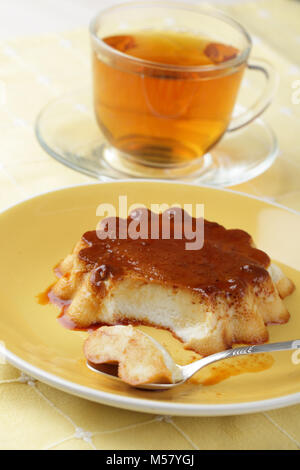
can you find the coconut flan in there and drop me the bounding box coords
[48,207,295,356]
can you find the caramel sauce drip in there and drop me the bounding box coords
[190,353,274,386]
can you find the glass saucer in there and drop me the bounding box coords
[35,90,278,186]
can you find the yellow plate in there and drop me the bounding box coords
[0,181,300,416]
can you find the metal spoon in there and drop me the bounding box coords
[87,339,300,391]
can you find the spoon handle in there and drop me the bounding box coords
[182,339,300,381]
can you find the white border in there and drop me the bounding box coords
[1,180,300,416]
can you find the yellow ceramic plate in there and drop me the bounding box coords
[0,181,300,416]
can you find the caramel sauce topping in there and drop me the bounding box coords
[79,208,270,299]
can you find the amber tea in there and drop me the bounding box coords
[93,31,245,167]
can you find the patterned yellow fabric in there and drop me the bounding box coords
[0,0,300,450]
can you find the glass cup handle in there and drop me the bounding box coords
[228,58,279,132]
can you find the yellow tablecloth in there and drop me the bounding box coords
[0,0,300,450]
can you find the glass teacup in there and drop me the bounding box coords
[90,1,277,178]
